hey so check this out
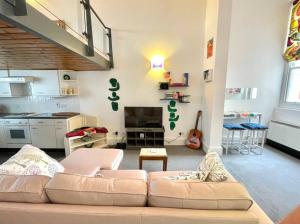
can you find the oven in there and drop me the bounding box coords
[4,119,31,144]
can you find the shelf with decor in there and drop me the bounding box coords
[59,71,79,96]
[158,72,190,103]
[64,133,107,156]
[160,91,191,103]
[160,98,191,103]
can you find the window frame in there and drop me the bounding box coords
[280,61,300,109]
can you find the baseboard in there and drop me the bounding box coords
[266,139,300,160]
[164,137,186,146]
[202,141,223,155]
[107,136,186,147]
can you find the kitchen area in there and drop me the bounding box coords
[0,70,89,153]
[0,112,81,149]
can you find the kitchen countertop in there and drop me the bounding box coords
[0,113,80,119]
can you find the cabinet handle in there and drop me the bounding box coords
[38,122,44,124]
[56,128,63,130]
[31,127,38,130]
[1,92,9,94]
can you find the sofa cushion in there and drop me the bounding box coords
[0,202,262,224]
[60,148,123,175]
[98,170,147,181]
[0,145,64,178]
[45,173,147,206]
[0,175,49,203]
[148,179,253,210]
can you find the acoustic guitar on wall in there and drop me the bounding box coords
[186,110,202,150]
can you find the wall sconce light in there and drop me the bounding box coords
[151,55,164,70]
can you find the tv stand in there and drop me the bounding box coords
[126,127,165,148]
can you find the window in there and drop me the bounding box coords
[281,61,300,108]
[286,68,300,103]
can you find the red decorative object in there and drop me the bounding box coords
[66,130,85,138]
[66,127,108,138]
[95,127,109,133]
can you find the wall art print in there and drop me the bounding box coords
[108,78,120,111]
[284,0,300,62]
[168,100,179,130]
[207,38,214,59]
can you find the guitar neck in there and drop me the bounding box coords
[193,111,202,132]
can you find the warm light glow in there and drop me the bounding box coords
[151,55,164,70]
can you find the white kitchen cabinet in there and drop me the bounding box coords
[0,120,5,148]
[55,126,67,148]
[0,83,26,97]
[0,70,7,78]
[29,118,69,149]
[30,125,57,148]
[30,71,61,96]
[6,70,78,97]
[12,70,78,97]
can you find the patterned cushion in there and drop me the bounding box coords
[166,171,208,182]
[0,145,64,177]
[198,152,228,182]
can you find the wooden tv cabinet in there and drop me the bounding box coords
[126,128,164,148]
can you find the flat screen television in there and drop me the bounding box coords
[125,107,163,128]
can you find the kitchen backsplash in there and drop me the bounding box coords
[0,96,80,113]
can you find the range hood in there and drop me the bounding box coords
[0,76,33,83]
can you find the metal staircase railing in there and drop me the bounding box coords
[81,0,114,68]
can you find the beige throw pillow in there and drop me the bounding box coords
[0,145,64,177]
[198,152,228,182]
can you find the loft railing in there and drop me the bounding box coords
[4,0,27,15]
[81,0,114,68]
[4,0,114,68]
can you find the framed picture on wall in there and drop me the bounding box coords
[207,38,214,58]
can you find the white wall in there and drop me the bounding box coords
[0,97,79,114]
[202,0,232,153]
[224,0,290,125]
[78,0,206,144]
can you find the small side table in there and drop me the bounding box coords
[139,148,168,171]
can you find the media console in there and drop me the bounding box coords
[126,127,164,148]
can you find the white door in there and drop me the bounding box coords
[29,71,61,96]
[30,125,57,148]
[55,126,67,148]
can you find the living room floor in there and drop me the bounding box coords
[0,145,299,223]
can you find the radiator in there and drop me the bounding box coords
[267,121,300,152]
